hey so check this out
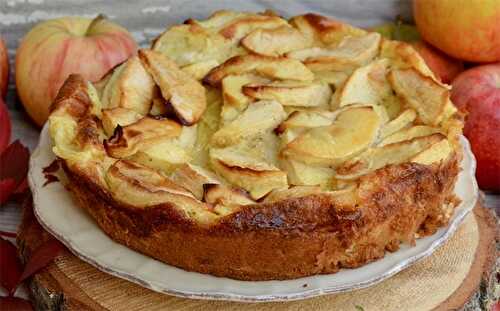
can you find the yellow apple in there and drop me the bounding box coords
[414,0,500,62]
[16,15,137,126]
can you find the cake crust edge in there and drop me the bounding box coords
[62,154,459,281]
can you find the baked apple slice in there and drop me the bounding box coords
[241,25,312,56]
[283,105,382,166]
[101,56,155,115]
[203,54,314,86]
[127,125,197,174]
[389,68,449,126]
[104,116,182,158]
[221,74,270,123]
[189,10,287,41]
[138,49,207,125]
[101,107,142,136]
[190,10,247,29]
[332,59,393,108]
[211,100,286,147]
[263,185,322,203]
[280,158,334,187]
[313,70,349,88]
[410,139,453,165]
[379,125,441,146]
[73,82,103,121]
[210,141,279,172]
[49,75,106,165]
[276,110,335,134]
[50,115,105,164]
[107,159,193,198]
[210,157,287,200]
[286,32,381,71]
[203,183,254,206]
[181,60,220,80]
[210,129,287,199]
[289,14,367,46]
[171,163,221,200]
[379,109,417,139]
[242,81,332,108]
[93,70,113,99]
[336,133,445,179]
[380,39,447,87]
[105,160,219,224]
[218,13,288,41]
[152,23,236,66]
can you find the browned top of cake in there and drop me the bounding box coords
[48,10,463,227]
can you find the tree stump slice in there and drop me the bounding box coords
[17,201,499,311]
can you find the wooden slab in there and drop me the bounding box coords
[17,200,498,311]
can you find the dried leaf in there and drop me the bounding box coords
[0,178,17,205]
[0,296,33,311]
[0,237,22,295]
[42,159,60,175]
[0,141,30,204]
[42,159,61,187]
[19,239,65,283]
[13,178,28,194]
[42,175,59,187]
[0,230,17,238]
[0,140,30,183]
[0,98,11,154]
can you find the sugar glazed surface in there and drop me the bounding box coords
[49,10,463,280]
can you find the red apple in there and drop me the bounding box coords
[0,37,8,99]
[414,0,500,62]
[16,15,137,126]
[451,64,500,191]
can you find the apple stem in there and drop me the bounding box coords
[86,14,107,35]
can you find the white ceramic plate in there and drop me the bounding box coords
[30,125,478,302]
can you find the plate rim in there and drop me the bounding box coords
[29,124,478,302]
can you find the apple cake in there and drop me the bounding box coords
[48,10,463,280]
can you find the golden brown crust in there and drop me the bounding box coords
[62,154,459,280]
[50,74,92,118]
